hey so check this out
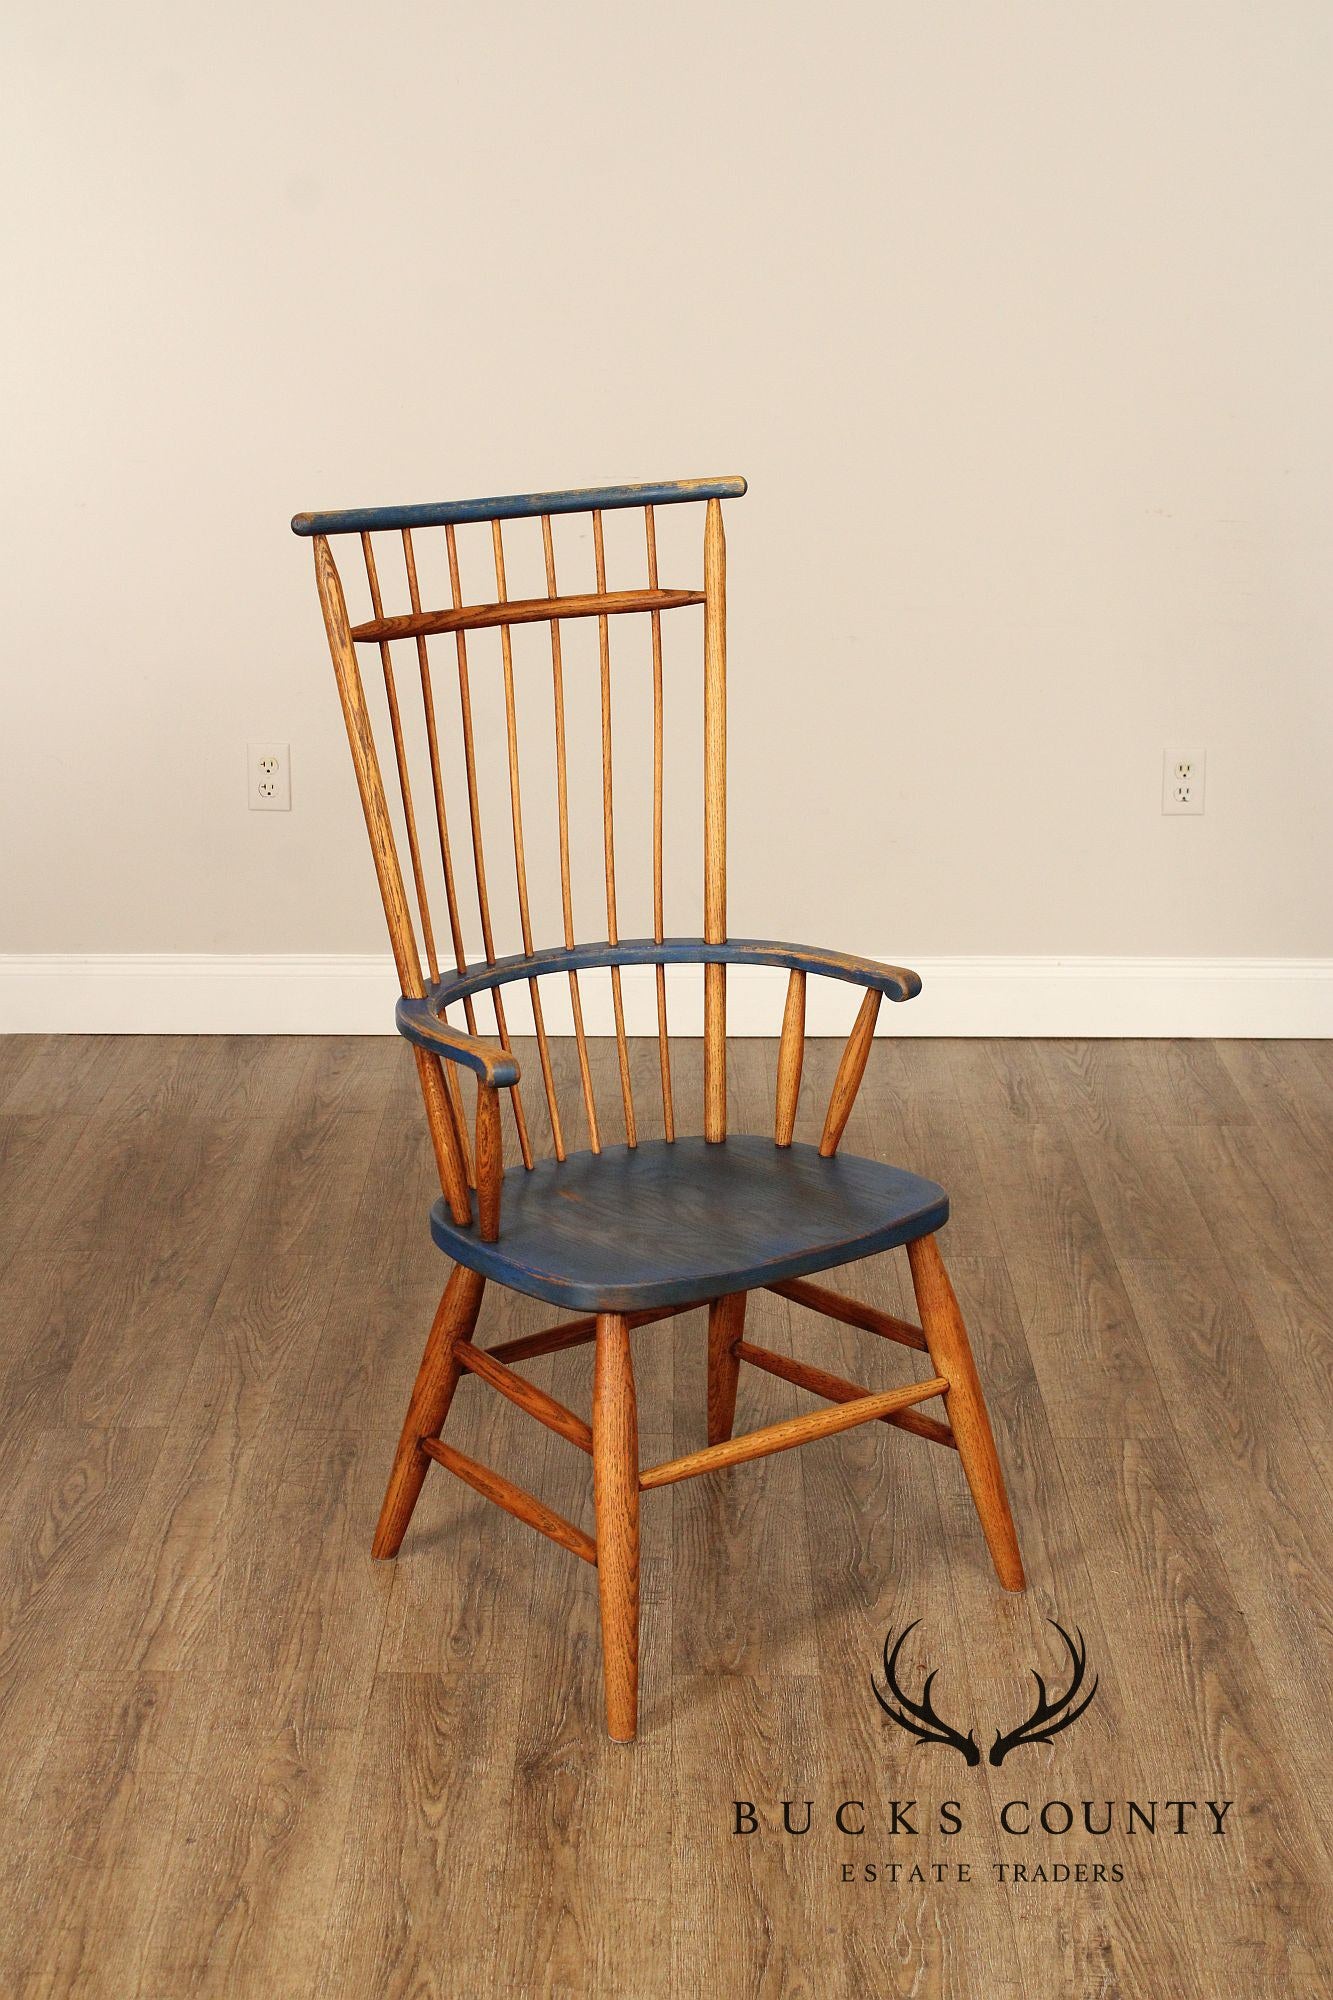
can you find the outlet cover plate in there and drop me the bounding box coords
[249,742,291,812]
[1162,748,1205,816]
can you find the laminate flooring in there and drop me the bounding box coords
[0,1032,1328,1997]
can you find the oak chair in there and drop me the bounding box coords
[293,476,1025,1741]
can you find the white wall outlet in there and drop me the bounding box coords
[248,742,291,811]
[1162,748,1205,815]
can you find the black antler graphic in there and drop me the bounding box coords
[872,1622,981,1765]
[988,1620,1098,1766]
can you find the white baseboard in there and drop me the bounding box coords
[1,952,1330,1037]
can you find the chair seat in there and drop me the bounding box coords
[428,1134,949,1312]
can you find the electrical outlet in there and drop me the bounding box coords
[248,742,291,811]
[1162,748,1205,815]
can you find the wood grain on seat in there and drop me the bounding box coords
[427,1136,948,1312]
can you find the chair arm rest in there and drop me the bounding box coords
[395,998,521,1087]
[736,941,921,1003]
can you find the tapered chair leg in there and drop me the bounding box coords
[706,1291,747,1444]
[906,1233,1026,1591]
[593,1313,640,1742]
[372,1264,486,1559]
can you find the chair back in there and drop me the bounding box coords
[294,477,747,1204]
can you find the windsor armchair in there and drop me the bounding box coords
[293,476,1025,1741]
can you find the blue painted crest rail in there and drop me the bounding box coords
[291,475,747,538]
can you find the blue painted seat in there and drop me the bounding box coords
[429,1136,949,1312]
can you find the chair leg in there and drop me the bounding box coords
[593,1312,640,1742]
[372,1264,486,1560]
[706,1291,747,1444]
[906,1233,1026,1592]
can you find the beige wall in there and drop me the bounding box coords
[4,1,1330,968]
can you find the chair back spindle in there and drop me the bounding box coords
[593,508,638,1147]
[309,536,471,1221]
[644,505,676,1141]
[444,520,532,1169]
[400,524,475,1182]
[360,533,440,988]
[540,513,602,1153]
[702,498,727,1143]
[492,519,565,1161]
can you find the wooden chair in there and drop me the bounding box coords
[292,476,1025,1741]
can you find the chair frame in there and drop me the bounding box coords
[294,476,1024,1742]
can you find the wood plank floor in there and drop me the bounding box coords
[0,1032,1329,1998]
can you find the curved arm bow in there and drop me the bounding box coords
[395,997,522,1088]
[423,938,921,1011]
[738,940,921,1003]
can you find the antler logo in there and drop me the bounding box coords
[872,1622,982,1764]
[872,1618,1098,1766]
[988,1621,1097,1765]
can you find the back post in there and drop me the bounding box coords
[310,535,471,1225]
[703,498,727,1142]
